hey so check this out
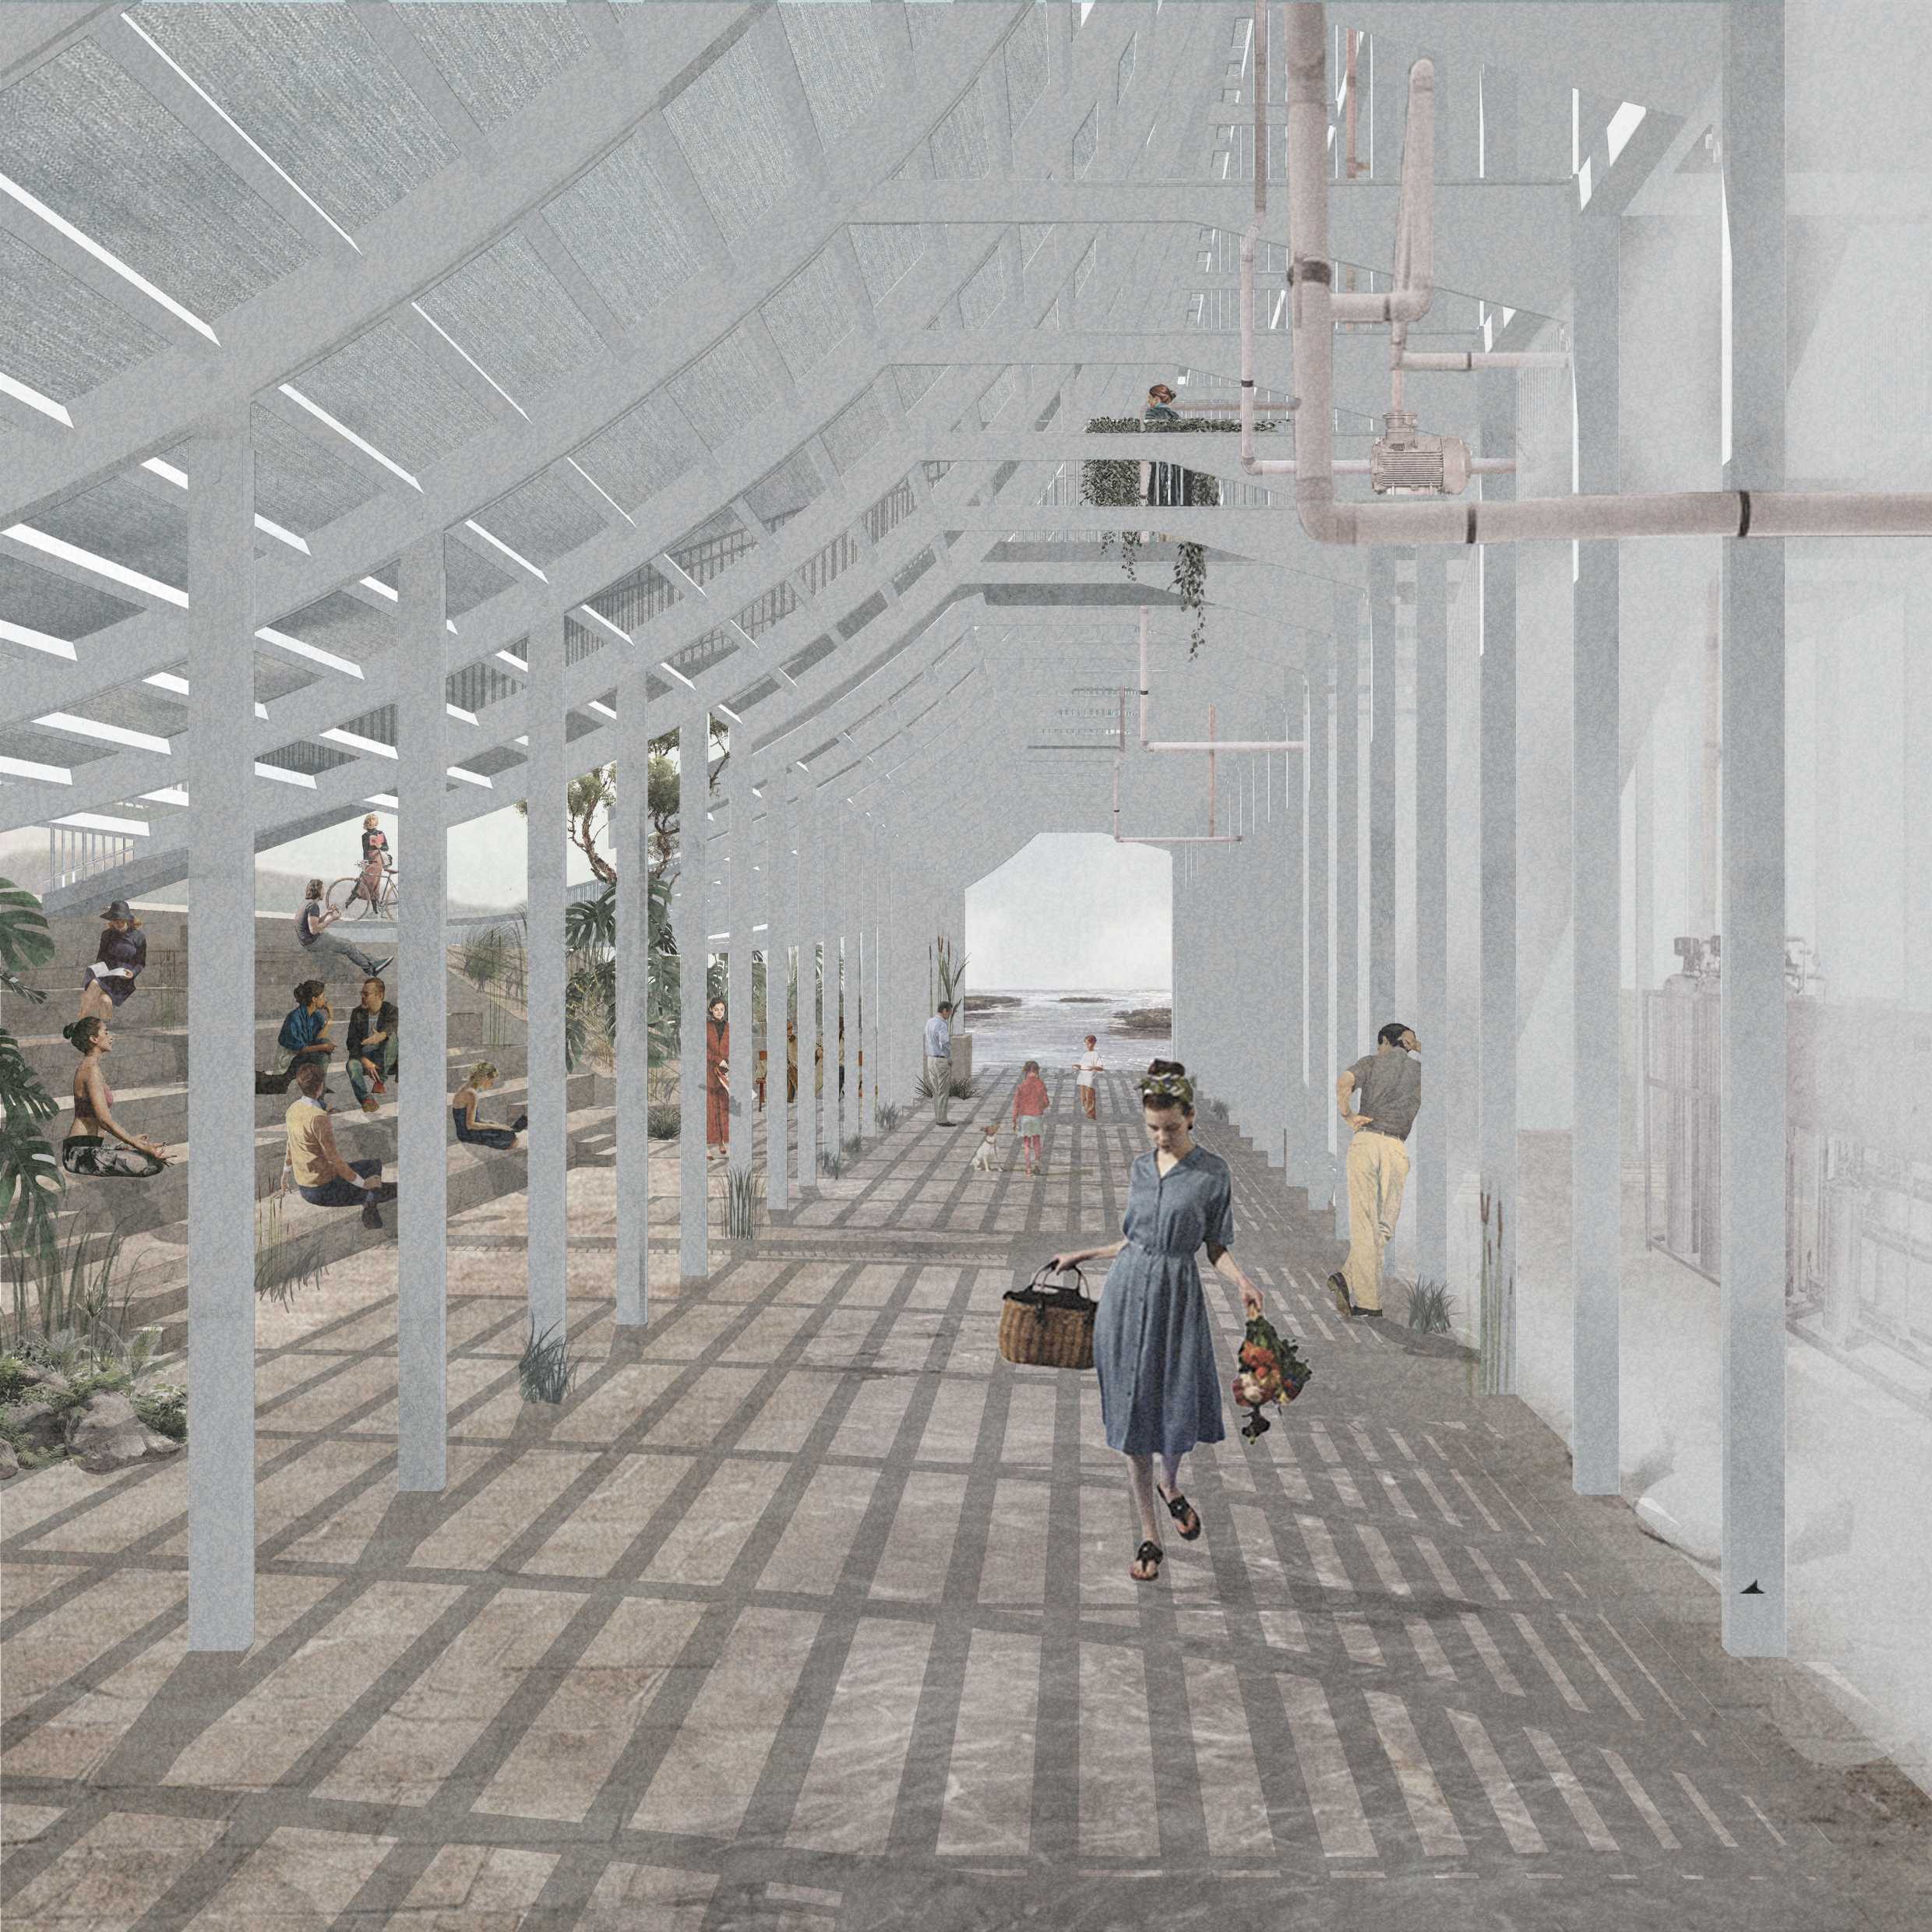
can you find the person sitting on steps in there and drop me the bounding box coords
[60,1016,167,1177]
[281,1059,396,1229]
[271,980,335,1091]
[344,976,398,1114]
[451,1063,526,1151]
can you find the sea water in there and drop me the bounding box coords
[961,987,1172,1074]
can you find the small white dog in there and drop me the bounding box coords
[970,1123,1000,1175]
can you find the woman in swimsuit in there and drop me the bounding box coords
[61,1016,167,1177]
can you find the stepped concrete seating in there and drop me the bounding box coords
[5,908,615,1351]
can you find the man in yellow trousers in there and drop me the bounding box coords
[1327,1023,1422,1320]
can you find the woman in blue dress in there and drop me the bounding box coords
[1052,1060,1264,1584]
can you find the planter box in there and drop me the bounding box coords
[951,1031,973,1085]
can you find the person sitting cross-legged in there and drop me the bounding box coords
[451,1062,526,1151]
[281,1059,396,1230]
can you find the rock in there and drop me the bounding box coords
[5,1400,65,1454]
[140,1429,183,1459]
[0,1440,17,1479]
[67,1391,150,1473]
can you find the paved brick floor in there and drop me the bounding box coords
[3,1070,1926,1929]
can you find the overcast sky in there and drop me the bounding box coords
[967,834,1172,991]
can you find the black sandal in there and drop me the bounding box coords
[1131,1540,1165,1583]
[1159,1489,1202,1541]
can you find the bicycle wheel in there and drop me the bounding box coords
[379,872,399,918]
[324,877,361,918]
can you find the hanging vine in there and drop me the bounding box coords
[1081,415,1276,658]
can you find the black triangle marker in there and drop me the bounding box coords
[1741,1581,1764,1595]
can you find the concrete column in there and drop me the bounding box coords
[1571,213,1622,1494]
[1305,642,1332,1214]
[185,411,256,1652]
[1281,697,1309,1190]
[527,619,569,1344]
[1369,550,1398,1025]
[1719,0,1786,1655]
[1414,552,1450,1289]
[678,704,710,1278]
[727,760,754,1180]
[764,774,789,1212]
[1333,592,1361,1238]
[797,779,820,1188]
[396,537,448,1486]
[861,822,879,1136]
[824,809,844,1162]
[614,639,650,1324]
[1479,373,1518,1396]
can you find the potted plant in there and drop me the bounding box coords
[935,936,972,1087]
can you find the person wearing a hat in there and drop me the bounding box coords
[1328,1022,1423,1320]
[77,901,146,1024]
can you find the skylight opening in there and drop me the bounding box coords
[255,763,316,788]
[0,619,76,661]
[412,302,524,417]
[53,811,149,837]
[4,524,187,605]
[279,386,421,491]
[446,766,493,788]
[36,710,171,753]
[320,727,398,759]
[464,520,547,581]
[120,10,361,256]
[256,626,365,679]
[0,167,219,344]
[0,753,71,784]
[1,369,72,428]
[714,701,742,724]
[141,785,189,807]
[588,699,618,720]
[568,457,633,525]
[139,670,266,721]
[1607,102,1646,167]
[446,703,478,726]
[1577,156,1593,208]
[139,460,312,554]
[661,661,697,690]
[576,605,629,646]
[365,792,400,809]
[495,649,529,672]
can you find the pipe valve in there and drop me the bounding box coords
[1370,407,1472,496]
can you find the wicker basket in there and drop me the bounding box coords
[999,1264,1097,1371]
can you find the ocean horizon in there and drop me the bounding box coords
[960,986,1172,1070]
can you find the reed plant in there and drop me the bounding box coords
[726,1164,762,1240]
[518,1320,577,1405]
[255,1189,326,1309]
[1405,1278,1454,1334]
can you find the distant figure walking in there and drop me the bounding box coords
[1327,1022,1423,1320]
[1077,1035,1104,1120]
[1052,1061,1264,1585]
[76,901,146,1024]
[924,1000,954,1125]
[1012,1060,1052,1176]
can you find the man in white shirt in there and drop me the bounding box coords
[1076,1035,1103,1119]
[923,1002,954,1124]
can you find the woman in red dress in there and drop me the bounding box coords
[705,997,730,1153]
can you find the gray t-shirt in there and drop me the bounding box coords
[1347,1050,1422,1141]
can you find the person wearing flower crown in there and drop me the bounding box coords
[1050,1059,1264,1585]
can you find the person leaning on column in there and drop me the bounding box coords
[1327,1022,1423,1320]
[924,999,955,1126]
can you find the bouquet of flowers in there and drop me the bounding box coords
[1231,1313,1312,1440]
